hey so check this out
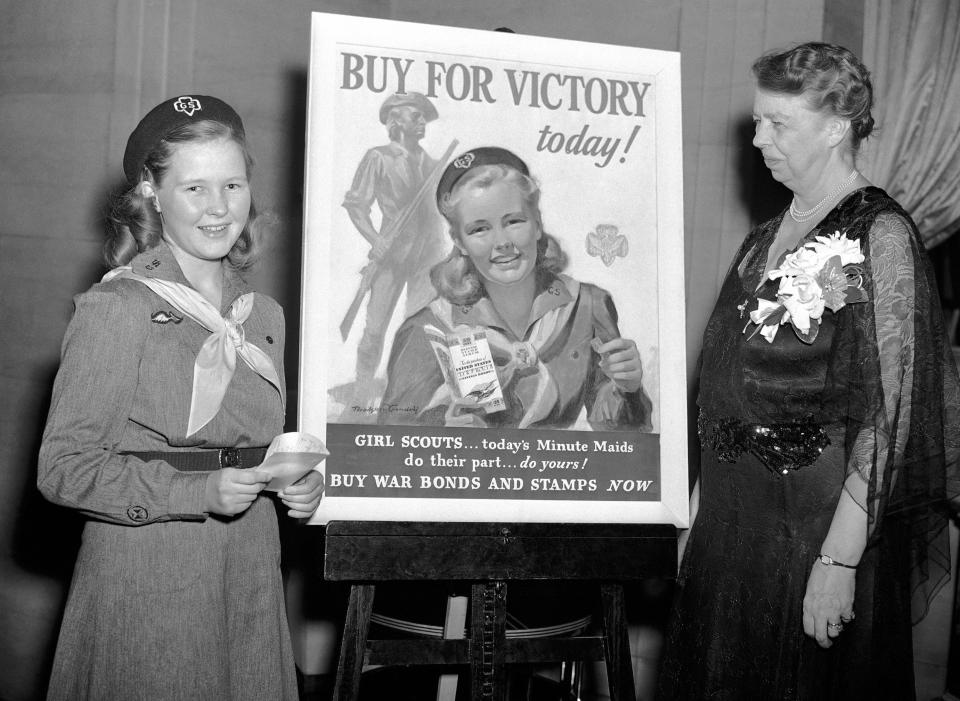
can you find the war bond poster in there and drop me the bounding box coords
[300,12,687,524]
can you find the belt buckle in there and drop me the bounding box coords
[219,448,242,468]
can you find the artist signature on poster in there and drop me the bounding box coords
[350,404,420,417]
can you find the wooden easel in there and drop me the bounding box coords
[323,521,676,701]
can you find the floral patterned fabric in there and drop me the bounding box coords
[657,187,960,700]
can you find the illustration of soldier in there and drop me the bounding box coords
[338,92,458,410]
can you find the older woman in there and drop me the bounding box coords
[656,43,960,700]
[379,146,651,430]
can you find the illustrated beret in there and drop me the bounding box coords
[435,146,530,209]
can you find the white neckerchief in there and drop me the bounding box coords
[103,266,282,436]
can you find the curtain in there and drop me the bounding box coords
[861,0,960,248]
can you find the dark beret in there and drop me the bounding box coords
[122,95,245,183]
[378,92,439,125]
[435,147,530,209]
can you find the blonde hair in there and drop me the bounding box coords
[430,164,567,305]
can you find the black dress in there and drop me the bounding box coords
[657,188,960,700]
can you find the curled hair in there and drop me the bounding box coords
[438,164,539,226]
[431,164,567,305]
[752,42,875,150]
[104,119,269,270]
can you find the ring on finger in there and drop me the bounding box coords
[827,622,844,632]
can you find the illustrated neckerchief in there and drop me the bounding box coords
[423,276,581,428]
[103,267,281,436]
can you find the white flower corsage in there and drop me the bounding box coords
[744,231,869,344]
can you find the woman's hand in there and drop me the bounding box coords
[205,468,270,516]
[596,337,644,393]
[803,559,856,648]
[279,469,325,519]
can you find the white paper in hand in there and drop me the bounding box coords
[257,432,329,492]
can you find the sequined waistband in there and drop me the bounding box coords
[697,410,831,475]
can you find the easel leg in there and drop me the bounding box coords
[437,594,469,701]
[470,581,507,701]
[599,584,635,701]
[333,584,375,701]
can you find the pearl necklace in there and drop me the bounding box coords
[789,169,859,223]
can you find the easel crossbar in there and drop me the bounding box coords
[366,636,606,668]
[323,521,677,581]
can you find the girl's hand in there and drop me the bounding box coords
[445,399,490,428]
[802,558,856,648]
[279,469,325,519]
[205,468,270,516]
[596,337,644,393]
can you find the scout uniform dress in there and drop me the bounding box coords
[38,242,298,700]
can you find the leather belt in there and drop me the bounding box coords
[122,447,268,471]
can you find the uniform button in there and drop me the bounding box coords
[127,506,149,522]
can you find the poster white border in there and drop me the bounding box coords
[300,12,688,525]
